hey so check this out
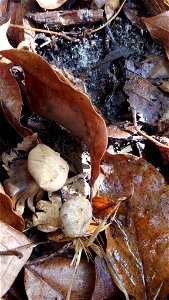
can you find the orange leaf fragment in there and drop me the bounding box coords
[0,186,24,231]
[92,195,116,218]
[0,49,108,186]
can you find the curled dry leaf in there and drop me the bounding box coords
[0,49,108,187]
[3,159,39,207]
[60,196,93,237]
[142,12,169,59]
[0,220,32,297]
[24,256,95,300]
[0,62,33,137]
[33,194,62,232]
[36,0,68,10]
[99,153,169,299]
[0,184,24,231]
[28,144,69,192]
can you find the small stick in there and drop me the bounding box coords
[0,249,23,259]
[133,109,169,151]
[9,24,74,41]
[90,0,127,34]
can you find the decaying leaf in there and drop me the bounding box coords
[60,196,93,237]
[0,184,24,231]
[142,12,169,59]
[36,0,68,10]
[24,256,95,300]
[28,144,69,192]
[0,62,33,136]
[0,49,108,187]
[3,159,39,207]
[0,220,33,298]
[123,74,169,124]
[98,153,169,299]
[33,194,62,232]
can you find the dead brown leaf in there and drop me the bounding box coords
[142,11,169,59]
[0,49,108,186]
[0,185,24,231]
[24,256,95,300]
[0,61,33,136]
[0,220,32,297]
[123,74,169,124]
[98,153,169,299]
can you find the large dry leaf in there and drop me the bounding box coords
[0,49,108,186]
[24,256,95,299]
[142,11,169,59]
[36,0,68,10]
[124,74,169,124]
[0,220,32,297]
[98,153,169,299]
[0,188,24,231]
[0,62,33,136]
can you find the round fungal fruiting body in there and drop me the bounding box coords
[28,144,69,192]
[60,196,93,238]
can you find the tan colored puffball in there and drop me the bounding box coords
[28,144,69,192]
[60,196,92,238]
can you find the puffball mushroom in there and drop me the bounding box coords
[60,196,93,238]
[28,144,69,192]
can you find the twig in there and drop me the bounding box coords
[90,0,127,34]
[133,109,169,151]
[9,24,74,41]
[0,249,23,259]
